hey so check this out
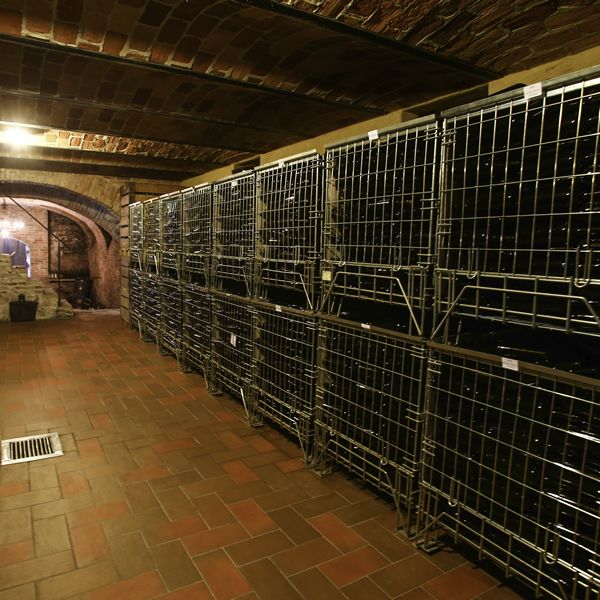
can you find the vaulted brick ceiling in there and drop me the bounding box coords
[0,0,598,181]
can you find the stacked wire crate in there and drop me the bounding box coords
[210,172,255,402]
[181,184,212,376]
[315,118,439,532]
[418,70,600,599]
[249,153,323,458]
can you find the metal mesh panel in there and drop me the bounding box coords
[182,283,211,373]
[323,120,438,315]
[159,277,182,357]
[142,198,160,273]
[159,191,182,277]
[183,185,212,284]
[141,272,160,340]
[252,304,318,458]
[436,75,600,336]
[419,344,600,600]
[315,318,427,529]
[129,203,143,269]
[210,293,253,401]
[129,269,143,332]
[213,173,254,288]
[255,153,322,303]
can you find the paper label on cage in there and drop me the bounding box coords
[231,180,238,187]
[278,159,286,167]
[230,333,237,347]
[523,82,542,99]
[368,129,379,141]
[275,305,282,313]
[360,323,371,330]
[501,357,519,371]
[322,270,332,282]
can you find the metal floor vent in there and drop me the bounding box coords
[1,433,63,465]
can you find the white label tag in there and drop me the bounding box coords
[231,180,238,187]
[230,333,237,347]
[368,129,379,141]
[360,323,371,330]
[523,82,542,100]
[502,357,519,371]
[275,305,282,313]
[322,270,332,282]
[278,159,285,167]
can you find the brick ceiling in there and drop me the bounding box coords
[0,0,598,181]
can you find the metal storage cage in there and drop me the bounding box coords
[250,302,318,461]
[181,282,211,376]
[182,184,212,285]
[314,316,427,533]
[210,292,253,405]
[418,343,600,600]
[142,197,160,274]
[140,272,160,341]
[435,68,600,339]
[255,152,323,309]
[159,191,183,279]
[212,172,255,295]
[129,202,143,270]
[129,269,143,334]
[158,277,182,361]
[323,117,439,336]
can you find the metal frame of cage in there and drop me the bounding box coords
[158,276,182,361]
[212,171,255,294]
[417,342,600,600]
[182,184,212,286]
[322,116,440,337]
[181,282,211,376]
[142,197,160,273]
[129,268,143,335]
[249,301,318,462]
[129,202,144,270]
[159,191,183,279]
[434,67,600,340]
[314,315,428,535]
[140,272,161,341]
[254,151,323,310]
[210,291,253,408]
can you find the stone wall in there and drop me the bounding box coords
[0,254,72,321]
[48,212,89,277]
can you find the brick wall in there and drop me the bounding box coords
[48,212,89,277]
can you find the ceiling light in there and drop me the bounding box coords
[2,127,35,146]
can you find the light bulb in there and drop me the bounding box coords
[2,127,35,146]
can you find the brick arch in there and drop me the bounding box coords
[1,181,119,238]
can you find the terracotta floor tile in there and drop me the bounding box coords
[155,581,213,599]
[87,570,166,600]
[59,471,91,497]
[275,458,305,473]
[0,540,34,568]
[397,588,437,600]
[77,438,105,460]
[228,499,277,536]
[222,461,260,485]
[193,493,236,528]
[182,522,249,556]
[225,531,294,565]
[272,537,340,576]
[246,435,277,454]
[292,492,349,518]
[0,482,28,497]
[107,531,154,579]
[352,519,415,562]
[150,540,202,591]
[423,564,499,600]
[119,466,170,484]
[290,567,347,599]
[143,515,208,546]
[0,582,36,600]
[67,500,130,528]
[309,512,368,553]
[195,549,252,600]
[241,558,302,600]
[255,486,310,512]
[156,487,196,520]
[370,554,444,597]
[341,576,391,600]
[151,439,197,454]
[267,506,320,544]
[37,561,118,600]
[318,545,389,587]
[33,515,71,557]
[90,413,113,430]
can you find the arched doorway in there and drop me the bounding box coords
[0,237,31,276]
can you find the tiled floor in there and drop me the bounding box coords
[0,312,527,600]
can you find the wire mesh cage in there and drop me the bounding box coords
[129,202,143,270]
[159,191,183,279]
[158,277,182,360]
[129,269,143,334]
[255,152,323,309]
[323,117,439,336]
[140,272,160,341]
[142,197,160,273]
[418,343,600,600]
[435,69,600,338]
[181,282,211,375]
[250,302,318,461]
[210,292,253,404]
[183,184,212,285]
[314,316,427,533]
[212,172,255,294]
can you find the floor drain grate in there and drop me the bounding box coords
[1,433,63,465]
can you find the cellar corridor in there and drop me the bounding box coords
[0,311,521,600]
